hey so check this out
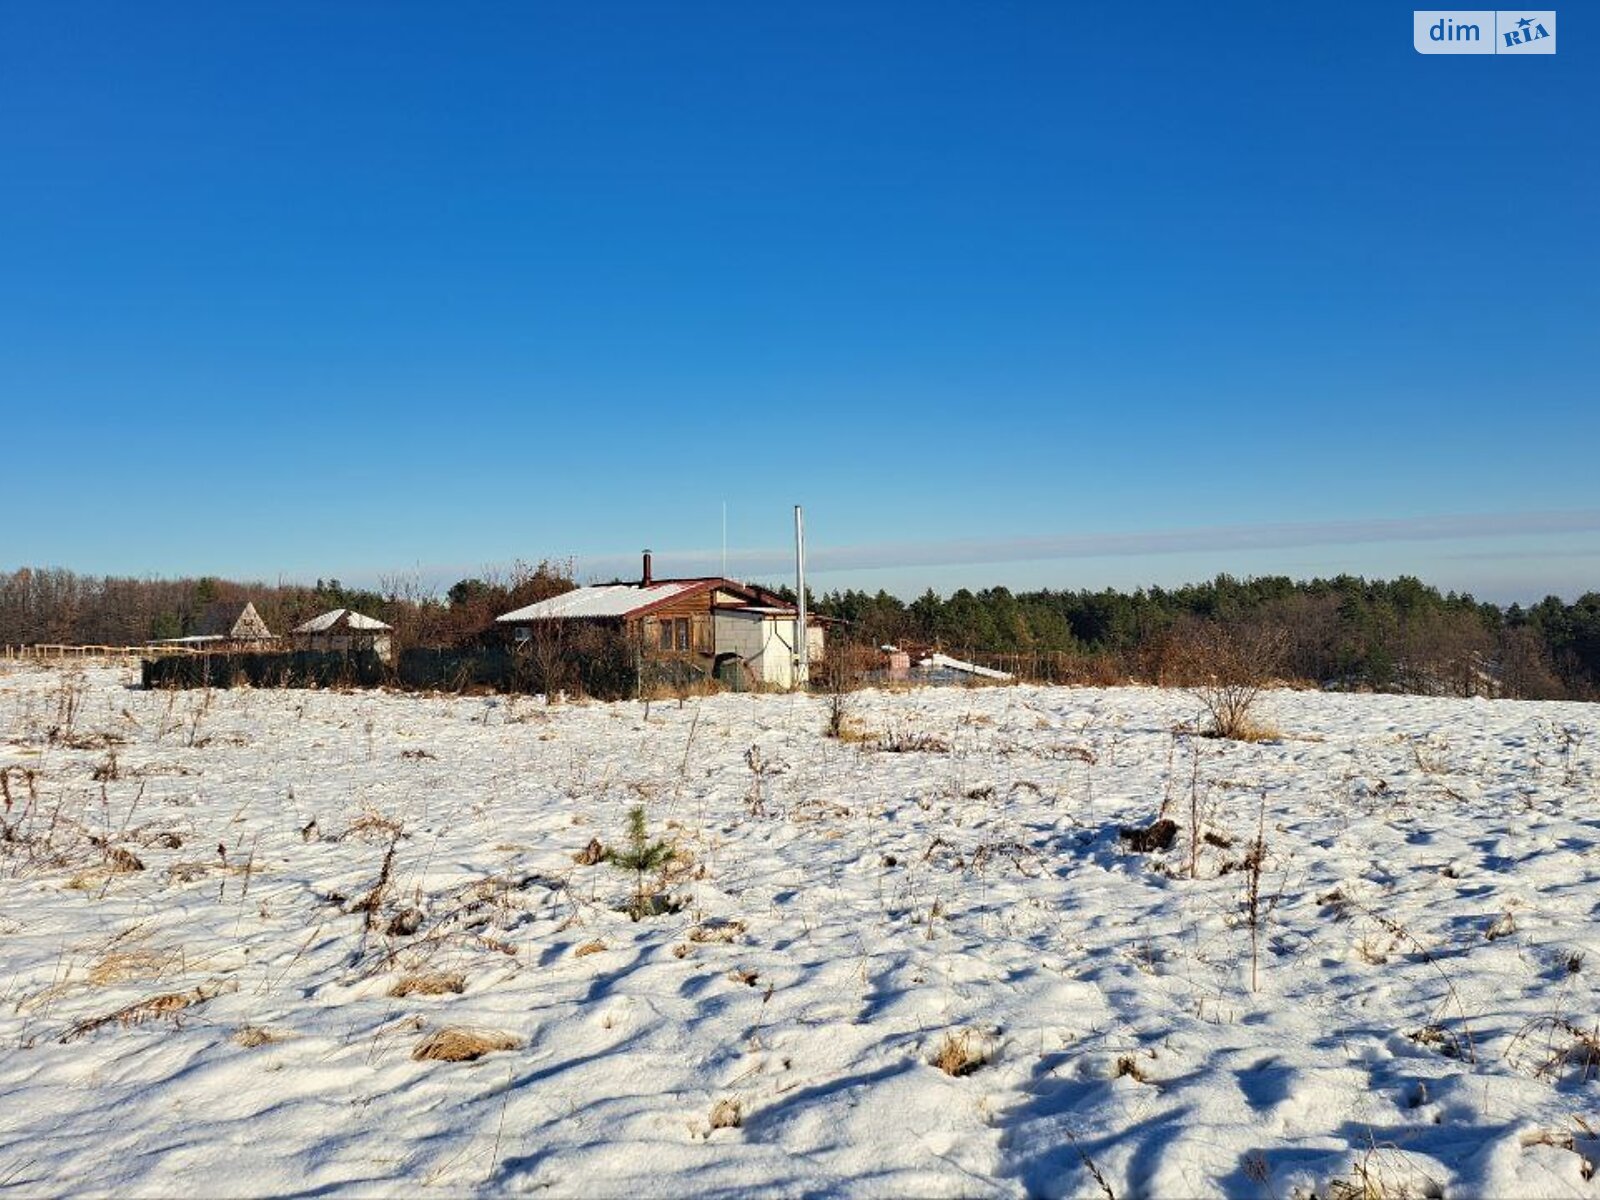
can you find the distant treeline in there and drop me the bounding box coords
[4,565,1597,701]
[0,561,574,652]
[786,575,1600,701]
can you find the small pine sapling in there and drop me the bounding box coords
[606,804,675,920]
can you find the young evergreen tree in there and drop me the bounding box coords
[606,805,675,920]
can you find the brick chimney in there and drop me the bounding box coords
[642,549,653,587]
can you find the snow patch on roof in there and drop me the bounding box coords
[497,582,701,623]
[293,609,392,634]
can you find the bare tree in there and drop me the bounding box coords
[1182,621,1288,740]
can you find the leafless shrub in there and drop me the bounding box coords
[1242,794,1271,992]
[1179,622,1287,741]
[744,745,781,815]
[90,751,120,782]
[876,730,952,754]
[820,639,876,737]
[357,829,404,932]
[46,671,88,744]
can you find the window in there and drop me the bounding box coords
[656,616,691,653]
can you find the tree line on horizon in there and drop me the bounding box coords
[791,574,1600,701]
[2,564,1596,701]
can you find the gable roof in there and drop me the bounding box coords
[194,600,275,639]
[292,608,392,634]
[496,578,794,624]
[497,581,702,623]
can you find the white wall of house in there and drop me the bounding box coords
[758,617,797,687]
[712,611,825,688]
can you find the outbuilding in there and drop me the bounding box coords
[291,609,394,662]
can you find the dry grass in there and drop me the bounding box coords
[1113,1054,1151,1083]
[931,1029,989,1077]
[1212,718,1282,744]
[342,809,405,843]
[88,946,181,987]
[708,1097,742,1130]
[412,1026,521,1062]
[831,718,877,744]
[689,919,746,944]
[1505,1016,1600,1082]
[389,972,466,998]
[876,730,953,754]
[233,1024,291,1048]
[1521,1123,1597,1182]
[67,846,145,890]
[61,979,236,1042]
[573,940,607,957]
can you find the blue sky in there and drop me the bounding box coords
[2,2,1595,602]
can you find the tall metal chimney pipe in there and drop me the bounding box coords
[794,507,809,688]
[642,549,653,587]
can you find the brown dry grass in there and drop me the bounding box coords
[233,1025,291,1048]
[389,972,466,998]
[689,919,746,944]
[412,1026,521,1062]
[88,946,182,987]
[708,1097,742,1130]
[342,809,405,843]
[832,718,877,744]
[932,1030,988,1077]
[61,979,236,1042]
[573,940,607,958]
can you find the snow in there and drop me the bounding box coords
[292,609,392,634]
[922,652,1015,680]
[496,582,703,622]
[2,665,1599,1197]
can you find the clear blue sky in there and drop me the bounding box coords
[3,2,1595,602]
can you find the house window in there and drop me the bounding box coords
[676,618,690,651]
[659,619,673,651]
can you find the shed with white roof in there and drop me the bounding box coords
[291,609,394,661]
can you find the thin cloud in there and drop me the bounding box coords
[577,510,1600,579]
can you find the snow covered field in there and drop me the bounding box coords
[2,665,1599,1198]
